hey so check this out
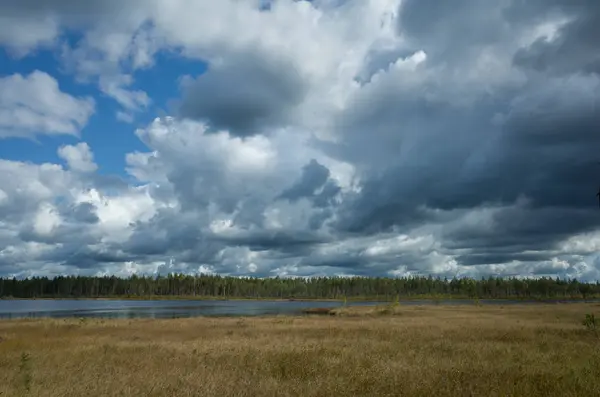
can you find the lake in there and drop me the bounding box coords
[0,299,382,319]
[0,298,597,319]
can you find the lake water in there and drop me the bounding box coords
[0,299,382,320]
[0,298,596,320]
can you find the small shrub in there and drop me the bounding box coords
[378,307,393,315]
[19,352,32,393]
[582,313,598,336]
[379,303,402,315]
[302,308,334,315]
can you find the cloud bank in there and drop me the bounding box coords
[1,0,600,281]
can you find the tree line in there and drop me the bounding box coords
[1,274,599,300]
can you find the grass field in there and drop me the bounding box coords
[0,303,599,396]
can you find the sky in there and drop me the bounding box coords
[1,0,600,281]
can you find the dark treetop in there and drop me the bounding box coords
[1,274,599,300]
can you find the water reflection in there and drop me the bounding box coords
[0,299,373,320]
[0,298,597,320]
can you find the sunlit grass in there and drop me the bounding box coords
[0,303,599,396]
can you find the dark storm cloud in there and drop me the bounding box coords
[307,208,334,230]
[356,48,418,85]
[511,0,600,76]
[69,202,99,224]
[212,229,330,253]
[61,252,134,269]
[445,205,600,248]
[279,159,330,201]
[277,160,341,223]
[397,0,515,65]
[337,75,600,257]
[312,181,341,209]
[334,178,435,235]
[296,248,444,277]
[296,252,367,271]
[0,0,149,53]
[17,222,99,246]
[453,252,553,267]
[124,208,208,257]
[325,0,600,272]
[0,263,19,277]
[3,0,600,281]
[232,197,267,229]
[0,0,141,16]
[35,244,140,269]
[165,168,212,213]
[398,0,496,37]
[177,51,307,136]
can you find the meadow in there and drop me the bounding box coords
[0,303,599,396]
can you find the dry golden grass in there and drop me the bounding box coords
[1,303,599,397]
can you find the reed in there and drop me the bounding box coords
[0,303,598,396]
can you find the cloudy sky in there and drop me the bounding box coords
[1,0,600,281]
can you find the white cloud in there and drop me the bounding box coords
[0,71,95,139]
[0,0,599,281]
[73,187,160,243]
[116,111,135,123]
[0,189,7,205]
[0,13,59,56]
[58,143,98,173]
[33,202,62,236]
[98,74,150,111]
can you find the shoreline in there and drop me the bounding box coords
[2,295,599,302]
[2,301,598,322]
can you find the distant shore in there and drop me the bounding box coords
[2,294,599,302]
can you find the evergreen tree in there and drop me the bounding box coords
[1,274,598,300]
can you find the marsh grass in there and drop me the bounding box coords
[0,304,599,396]
[582,313,598,338]
[18,352,32,394]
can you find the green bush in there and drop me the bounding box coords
[582,313,598,337]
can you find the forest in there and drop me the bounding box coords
[1,274,600,300]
